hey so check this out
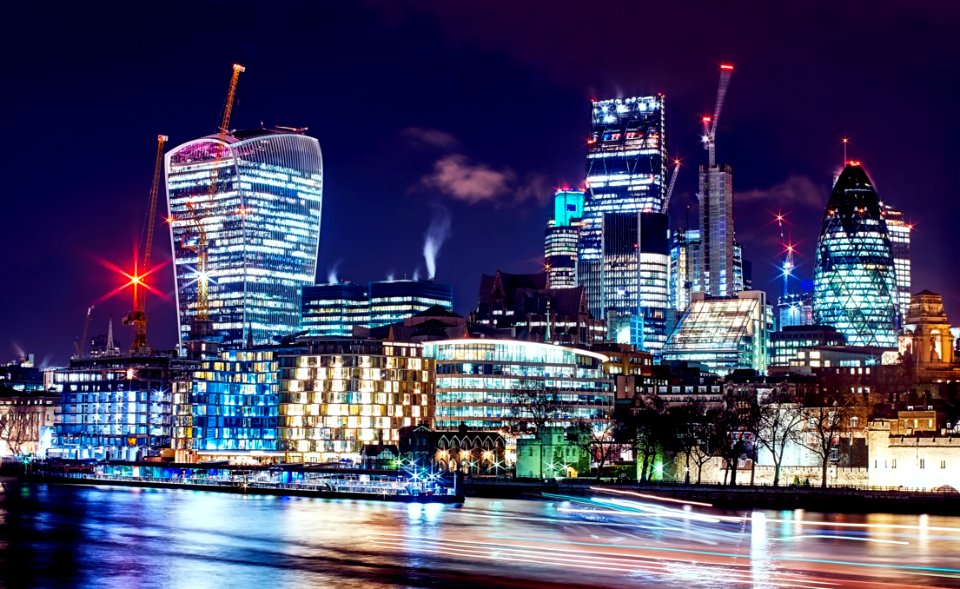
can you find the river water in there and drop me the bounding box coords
[2,481,959,588]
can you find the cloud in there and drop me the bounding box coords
[401,127,460,149]
[418,154,551,207]
[420,154,515,204]
[738,175,827,209]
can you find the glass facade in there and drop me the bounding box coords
[670,229,701,312]
[813,164,898,347]
[698,163,736,296]
[662,291,769,376]
[166,128,323,347]
[177,349,283,456]
[368,279,454,328]
[579,96,668,349]
[301,282,370,337]
[883,206,911,323]
[769,325,845,367]
[54,355,194,460]
[279,340,433,463]
[778,291,815,330]
[423,339,614,431]
[544,189,584,289]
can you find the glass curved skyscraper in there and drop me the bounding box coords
[813,164,898,347]
[166,128,323,347]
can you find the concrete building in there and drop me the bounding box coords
[899,290,959,381]
[868,409,960,491]
[769,325,845,368]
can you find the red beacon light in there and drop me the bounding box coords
[720,64,734,70]
[847,160,862,167]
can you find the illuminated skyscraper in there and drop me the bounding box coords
[166,128,323,348]
[544,189,584,288]
[698,164,736,296]
[883,205,911,323]
[670,228,701,312]
[368,279,453,328]
[813,164,898,347]
[579,96,669,350]
[301,282,370,337]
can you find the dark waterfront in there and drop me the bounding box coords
[2,481,959,588]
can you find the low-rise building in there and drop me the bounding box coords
[868,409,960,491]
[516,426,588,478]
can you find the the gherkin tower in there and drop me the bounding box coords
[813,164,898,347]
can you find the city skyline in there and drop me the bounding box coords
[2,2,958,364]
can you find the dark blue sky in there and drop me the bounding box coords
[3,1,958,366]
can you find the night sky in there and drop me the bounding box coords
[3,1,958,366]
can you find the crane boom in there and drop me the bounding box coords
[661,158,682,214]
[703,64,734,167]
[74,305,94,358]
[128,134,168,353]
[189,64,244,330]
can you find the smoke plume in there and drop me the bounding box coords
[326,260,341,285]
[423,205,452,280]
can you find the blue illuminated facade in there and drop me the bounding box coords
[578,96,669,351]
[53,354,195,460]
[166,128,323,347]
[545,189,584,289]
[813,164,898,348]
[175,348,290,458]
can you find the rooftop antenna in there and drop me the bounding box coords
[842,137,849,165]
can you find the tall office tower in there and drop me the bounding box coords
[368,279,454,328]
[670,228,702,312]
[544,189,584,288]
[166,127,323,348]
[883,205,911,323]
[813,164,899,347]
[301,282,370,337]
[579,96,668,349]
[699,163,736,296]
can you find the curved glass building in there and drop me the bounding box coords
[166,128,323,347]
[813,164,898,347]
[422,339,614,431]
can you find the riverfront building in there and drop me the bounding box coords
[165,127,323,347]
[279,339,434,464]
[813,164,898,347]
[53,353,195,460]
[422,339,614,431]
[661,291,770,376]
[173,348,286,462]
[579,96,669,350]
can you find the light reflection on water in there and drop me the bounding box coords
[1,482,960,588]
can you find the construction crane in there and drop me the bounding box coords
[701,64,734,168]
[661,157,682,214]
[73,305,94,358]
[126,134,168,353]
[184,63,244,332]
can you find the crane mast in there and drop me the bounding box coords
[702,64,734,167]
[73,305,94,359]
[128,134,168,353]
[188,63,244,331]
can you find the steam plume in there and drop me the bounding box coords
[423,206,452,280]
[327,260,341,285]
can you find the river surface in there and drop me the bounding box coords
[2,481,959,588]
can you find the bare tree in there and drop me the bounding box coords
[714,392,760,487]
[755,389,805,487]
[800,389,868,488]
[0,402,33,457]
[508,385,563,435]
[571,418,618,480]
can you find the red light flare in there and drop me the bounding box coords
[92,256,171,305]
[720,64,734,71]
[781,239,804,255]
[769,209,793,227]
